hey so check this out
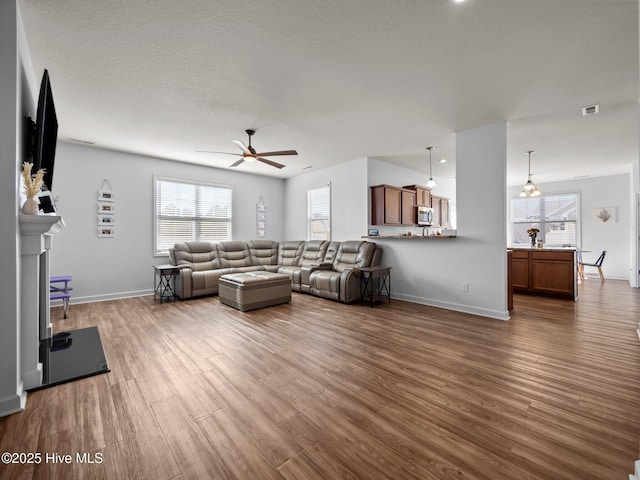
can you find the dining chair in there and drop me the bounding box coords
[578,251,606,284]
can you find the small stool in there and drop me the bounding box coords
[50,275,73,318]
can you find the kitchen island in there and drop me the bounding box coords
[508,247,578,301]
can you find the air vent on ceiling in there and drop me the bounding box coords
[67,137,96,145]
[581,104,599,116]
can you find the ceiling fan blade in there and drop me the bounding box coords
[229,158,245,168]
[196,150,243,156]
[232,140,251,154]
[255,150,298,157]
[257,157,285,169]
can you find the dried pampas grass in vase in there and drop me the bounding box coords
[21,162,45,215]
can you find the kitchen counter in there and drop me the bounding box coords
[362,235,457,240]
[509,246,576,251]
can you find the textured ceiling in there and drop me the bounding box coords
[18,0,638,185]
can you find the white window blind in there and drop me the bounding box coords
[511,192,579,246]
[154,176,232,255]
[307,184,331,240]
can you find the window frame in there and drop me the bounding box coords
[307,183,331,241]
[153,175,233,256]
[511,191,581,247]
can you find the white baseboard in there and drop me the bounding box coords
[51,289,153,306]
[391,292,510,321]
[0,389,27,418]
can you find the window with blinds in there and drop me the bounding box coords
[154,176,232,255]
[307,184,331,240]
[511,192,579,246]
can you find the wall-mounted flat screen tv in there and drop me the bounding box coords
[33,69,58,193]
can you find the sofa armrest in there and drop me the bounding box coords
[315,262,334,270]
[339,268,362,303]
[174,266,193,299]
[300,263,332,286]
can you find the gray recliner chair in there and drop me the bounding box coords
[308,241,378,303]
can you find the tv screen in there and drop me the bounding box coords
[34,69,58,192]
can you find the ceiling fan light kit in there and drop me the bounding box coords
[520,150,540,197]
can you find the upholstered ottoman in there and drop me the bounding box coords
[218,272,291,312]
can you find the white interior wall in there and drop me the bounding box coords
[366,122,509,320]
[49,142,285,302]
[507,173,631,280]
[0,1,37,417]
[283,157,368,240]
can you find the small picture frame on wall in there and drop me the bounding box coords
[98,226,115,238]
[593,207,616,223]
[98,214,115,226]
[98,202,115,214]
[98,190,115,202]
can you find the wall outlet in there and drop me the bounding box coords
[461,282,469,292]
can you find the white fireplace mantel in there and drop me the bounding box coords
[19,214,65,390]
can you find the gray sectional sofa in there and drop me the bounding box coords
[168,239,382,304]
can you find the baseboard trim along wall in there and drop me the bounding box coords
[52,289,154,306]
[53,288,512,321]
[0,390,27,418]
[392,292,510,321]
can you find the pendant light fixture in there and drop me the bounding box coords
[425,146,437,188]
[520,150,540,197]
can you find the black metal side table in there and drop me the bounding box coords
[153,264,179,302]
[360,266,391,307]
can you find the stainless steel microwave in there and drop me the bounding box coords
[417,206,434,226]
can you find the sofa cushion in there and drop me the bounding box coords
[217,241,253,268]
[191,268,234,295]
[309,270,341,301]
[172,242,221,270]
[333,241,375,272]
[247,240,279,266]
[278,241,305,266]
[299,240,329,266]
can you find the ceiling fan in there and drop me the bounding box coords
[197,129,297,169]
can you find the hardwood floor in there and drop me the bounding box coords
[2,279,640,479]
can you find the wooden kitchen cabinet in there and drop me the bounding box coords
[370,185,416,226]
[401,190,416,224]
[431,195,449,227]
[509,248,577,300]
[402,185,432,207]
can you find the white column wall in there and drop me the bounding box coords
[368,122,509,320]
[0,1,38,417]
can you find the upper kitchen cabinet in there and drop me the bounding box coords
[371,185,416,226]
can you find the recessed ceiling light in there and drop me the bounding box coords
[439,158,447,163]
[453,0,466,3]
